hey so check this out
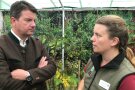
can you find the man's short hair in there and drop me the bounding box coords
[10,1,38,19]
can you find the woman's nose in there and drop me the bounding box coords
[91,35,94,41]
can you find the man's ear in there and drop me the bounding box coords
[111,37,119,46]
[10,17,16,25]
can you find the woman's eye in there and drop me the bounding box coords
[96,33,101,37]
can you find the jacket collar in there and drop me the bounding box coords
[91,51,125,71]
[8,31,29,45]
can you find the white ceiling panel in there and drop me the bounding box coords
[1,0,135,10]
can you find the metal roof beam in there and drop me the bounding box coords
[50,0,57,7]
[110,0,113,7]
[79,0,82,8]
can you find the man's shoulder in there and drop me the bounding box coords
[0,34,8,41]
[29,36,40,42]
[0,34,9,48]
[29,36,43,45]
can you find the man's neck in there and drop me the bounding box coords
[11,29,28,41]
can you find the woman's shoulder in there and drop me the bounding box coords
[118,73,135,90]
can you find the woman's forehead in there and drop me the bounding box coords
[94,24,108,32]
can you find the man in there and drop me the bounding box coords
[0,1,56,90]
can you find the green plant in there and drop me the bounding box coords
[54,60,79,90]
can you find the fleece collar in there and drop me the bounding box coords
[91,51,125,71]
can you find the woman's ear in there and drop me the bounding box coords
[111,37,119,46]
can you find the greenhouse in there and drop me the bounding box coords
[0,0,135,90]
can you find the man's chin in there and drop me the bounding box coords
[26,34,33,37]
[28,32,34,35]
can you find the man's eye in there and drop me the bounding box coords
[25,19,32,22]
[26,19,31,22]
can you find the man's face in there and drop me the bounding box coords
[11,10,36,38]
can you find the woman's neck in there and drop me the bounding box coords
[100,49,119,67]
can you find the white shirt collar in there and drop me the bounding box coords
[11,29,28,47]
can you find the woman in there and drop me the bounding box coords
[78,15,135,90]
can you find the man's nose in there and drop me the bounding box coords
[31,21,36,27]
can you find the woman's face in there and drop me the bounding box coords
[91,24,117,54]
